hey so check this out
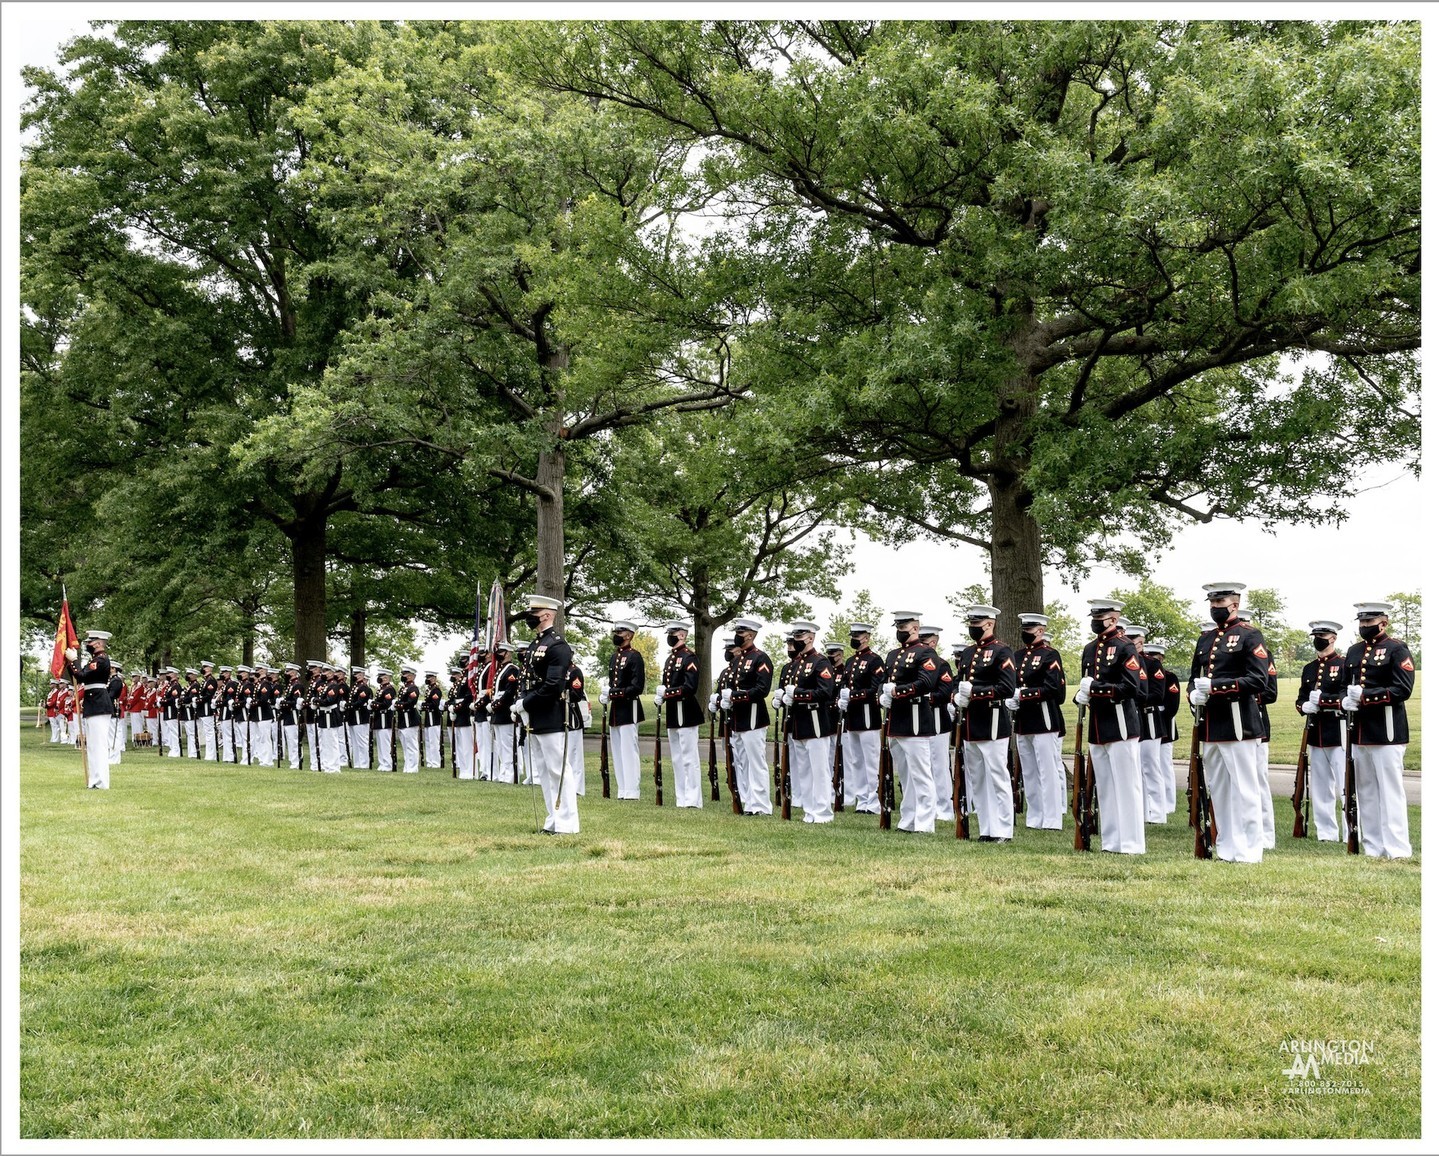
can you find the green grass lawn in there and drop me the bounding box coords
[19,727,1420,1139]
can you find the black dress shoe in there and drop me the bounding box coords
[977,835,997,842]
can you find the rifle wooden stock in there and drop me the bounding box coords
[1071,705,1089,851]
[707,713,720,802]
[654,707,664,807]
[1291,723,1310,838]
[954,721,969,840]
[1344,712,1360,855]
[779,706,792,821]
[831,717,846,813]
[878,710,893,830]
[599,710,611,798]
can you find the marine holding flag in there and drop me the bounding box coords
[62,628,115,790]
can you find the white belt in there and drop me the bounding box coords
[82,683,106,690]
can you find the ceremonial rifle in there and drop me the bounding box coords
[1188,706,1216,859]
[1291,719,1310,839]
[779,703,792,821]
[953,712,970,840]
[771,703,782,806]
[878,706,893,831]
[1071,704,1091,851]
[599,705,612,798]
[653,699,665,806]
[1006,708,1025,815]
[831,713,846,814]
[724,704,742,815]
[707,712,720,802]
[1344,710,1360,855]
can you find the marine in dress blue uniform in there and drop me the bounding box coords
[516,594,579,834]
[880,611,940,833]
[656,620,705,808]
[1008,613,1068,830]
[603,621,646,800]
[953,606,1017,841]
[1076,599,1145,854]
[723,618,773,815]
[782,621,837,823]
[839,623,885,814]
[1296,620,1349,842]
[63,630,115,789]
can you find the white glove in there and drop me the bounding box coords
[1189,688,1208,708]
[1347,684,1363,702]
[579,700,592,727]
[957,681,974,698]
[1308,689,1321,706]
[782,687,795,707]
[880,691,895,709]
[1075,690,1091,706]
[1193,677,1212,695]
[1079,676,1094,695]
[883,681,897,697]
[515,705,530,727]
[1300,701,1318,715]
[837,689,850,710]
[707,694,719,712]
[771,693,784,711]
[1005,695,1021,712]
[64,647,77,662]
[720,688,732,709]
[1341,692,1362,713]
[946,703,956,720]
[598,688,610,705]
[654,690,665,708]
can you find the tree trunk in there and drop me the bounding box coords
[349,605,367,670]
[989,353,1045,647]
[291,516,328,667]
[691,566,713,695]
[535,438,566,631]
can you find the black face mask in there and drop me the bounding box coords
[666,632,680,648]
[1359,624,1382,641]
[733,633,746,649]
[1090,618,1108,634]
[1312,636,1331,651]
[968,624,986,642]
[1210,606,1232,625]
[896,628,912,644]
[1021,629,1041,645]
[849,635,863,650]
[522,611,542,630]
[786,641,802,657]
[723,649,735,664]
[612,632,626,647]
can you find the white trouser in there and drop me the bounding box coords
[218,718,233,761]
[568,727,586,795]
[842,727,881,812]
[318,726,342,772]
[1160,741,1177,813]
[251,720,275,767]
[179,719,195,758]
[610,722,640,798]
[423,724,441,768]
[491,724,516,783]
[164,718,181,757]
[733,727,772,815]
[1308,744,1348,842]
[50,716,62,742]
[532,730,580,833]
[1352,744,1411,859]
[129,712,144,740]
[453,725,476,779]
[965,738,1012,839]
[82,715,110,788]
[349,724,371,769]
[476,721,493,779]
[1203,740,1264,863]
[793,735,834,823]
[1139,738,1167,823]
[109,714,125,764]
[199,716,216,761]
[1017,732,1066,829]
[889,735,935,833]
[667,725,703,807]
[1258,741,1275,848]
[929,733,955,821]
[398,726,420,773]
[1091,740,1145,854]
[375,727,394,772]
[306,723,319,768]
[234,718,250,763]
[283,724,301,769]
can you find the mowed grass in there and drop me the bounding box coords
[19,728,1420,1139]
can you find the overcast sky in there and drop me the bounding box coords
[4,4,1426,674]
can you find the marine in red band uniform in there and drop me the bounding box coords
[880,610,941,834]
[1124,625,1169,826]
[656,620,705,809]
[1076,599,1146,855]
[1007,613,1068,831]
[919,627,955,824]
[781,621,838,824]
[61,683,78,744]
[1187,582,1271,863]
[516,593,579,834]
[838,623,885,815]
[1142,642,1182,817]
[1296,620,1350,843]
[107,661,127,766]
[62,629,114,789]
[47,680,63,743]
[1330,601,1414,859]
[723,618,773,816]
[602,621,646,800]
[126,670,147,745]
[952,606,1017,841]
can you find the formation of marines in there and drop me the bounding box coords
[51,583,1414,859]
